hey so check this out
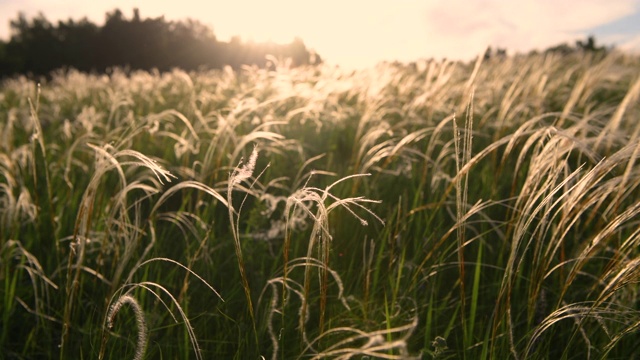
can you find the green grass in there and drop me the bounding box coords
[1,52,640,359]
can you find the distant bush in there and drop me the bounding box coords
[542,35,609,56]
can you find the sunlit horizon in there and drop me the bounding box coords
[1,0,640,69]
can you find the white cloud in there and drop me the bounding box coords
[421,0,639,60]
[616,33,640,52]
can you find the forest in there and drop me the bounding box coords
[0,8,320,79]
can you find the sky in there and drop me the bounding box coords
[1,0,640,69]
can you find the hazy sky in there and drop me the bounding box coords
[1,0,639,68]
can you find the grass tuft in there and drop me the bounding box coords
[1,52,640,358]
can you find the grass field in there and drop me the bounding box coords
[1,52,640,359]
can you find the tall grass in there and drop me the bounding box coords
[1,52,639,359]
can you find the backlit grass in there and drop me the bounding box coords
[1,52,640,359]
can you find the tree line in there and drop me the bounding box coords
[483,35,610,60]
[0,8,322,79]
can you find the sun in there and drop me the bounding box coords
[182,1,310,44]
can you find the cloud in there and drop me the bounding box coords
[422,0,639,59]
[614,33,640,52]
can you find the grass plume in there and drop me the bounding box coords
[1,51,640,358]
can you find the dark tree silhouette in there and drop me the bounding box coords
[0,8,321,78]
[542,35,609,56]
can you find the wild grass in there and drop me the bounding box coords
[1,51,640,359]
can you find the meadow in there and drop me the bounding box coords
[1,52,639,359]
